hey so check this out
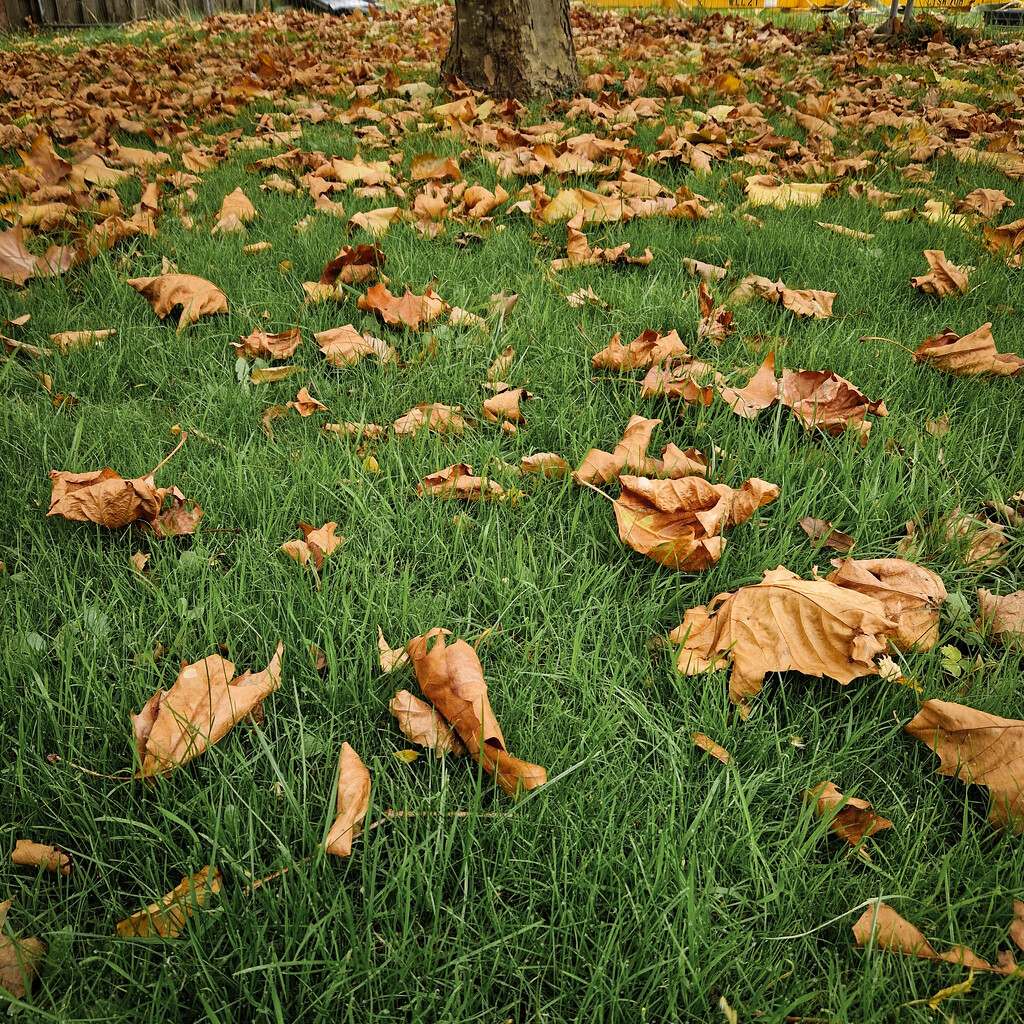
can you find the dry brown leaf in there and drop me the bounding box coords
[910,250,970,298]
[0,900,47,998]
[912,323,1023,377]
[0,223,75,286]
[389,689,466,757]
[49,328,116,352]
[127,275,228,333]
[550,224,653,271]
[728,275,835,319]
[977,589,1024,647]
[285,386,327,418]
[719,351,780,418]
[745,178,838,210]
[815,222,875,241]
[315,324,393,368]
[407,628,545,799]
[378,625,410,673]
[640,358,718,405]
[140,486,204,538]
[799,518,855,554]
[410,152,461,182]
[574,415,661,485]
[233,327,301,361]
[487,346,514,381]
[805,781,892,859]
[324,421,386,442]
[324,743,371,858]
[212,187,257,235]
[281,521,343,570]
[672,567,894,710]
[682,257,728,282]
[955,188,1014,220]
[565,286,608,309]
[488,292,518,319]
[393,403,468,437]
[983,217,1024,266]
[853,902,1020,974]
[357,282,447,330]
[115,866,222,938]
[610,475,779,572]
[941,508,1008,569]
[348,206,401,237]
[130,551,151,576]
[519,453,570,477]
[592,329,687,371]
[906,699,1024,832]
[317,243,386,289]
[693,732,732,765]
[417,463,505,502]
[11,839,71,876]
[1012,901,1024,954]
[697,281,734,345]
[780,368,887,445]
[825,558,946,651]
[132,641,283,778]
[482,385,532,427]
[252,366,304,384]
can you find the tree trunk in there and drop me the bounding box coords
[441,0,581,100]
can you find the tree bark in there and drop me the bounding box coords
[441,0,581,100]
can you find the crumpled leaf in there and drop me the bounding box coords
[692,732,732,765]
[781,368,887,445]
[905,698,1024,832]
[519,453,571,477]
[286,386,328,417]
[912,322,1023,377]
[127,274,228,332]
[482,385,532,427]
[11,839,71,876]
[417,463,506,502]
[682,257,728,282]
[805,781,893,859]
[672,566,894,711]
[115,866,222,938]
[49,328,116,352]
[610,474,779,571]
[406,628,545,798]
[316,243,385,289]
[574,416,707,486]
[910,249,970,298]
[280,521,343,570]
[592,328,687,370]
[357,282,447,330]
[324,743,371,858]
[212,187,257,235]
[720,352,780,418]
[378,625,410,673]
[0,899,47,997]
[348,205,401,237]
[316,324,394,368]
[697,281,734,345]
[976,589,1024,647]
[0,223,75,286]
[131,641,283,778]
[138,486,204,538]
[487,345,514,381]
[233,327,301,361]
[728,274,835,319]
[853,901,1021,975]
[410,152,461,182]
[799,518,855,554]
[393,403,467,436]
[941,507,1007,569]
[550,224,653,271]
[745,177,838,210]
[389,689,466,757]
[825,558,946,651]
[640,357,719,405]
[956,188,1014,220]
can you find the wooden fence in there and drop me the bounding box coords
[1,0,252,29]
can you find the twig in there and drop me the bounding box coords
[148,431,188,476]
[573,476,615,503]
[859,336,915,355]
[46,754,133,782]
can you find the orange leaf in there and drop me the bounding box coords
[693,733,732,765]
[805,781,892,859]
[910,249,970,297]
[0,900,47,998]
[11,839,71,876]
[389,689,466,757]
[115,866,222,938]
[357,282,447,330]
[316,324,393,367]
[913,322,1023,377]
[127,274,228,332]
[324,743,371,858]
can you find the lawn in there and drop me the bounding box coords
[2,4,1024,1022]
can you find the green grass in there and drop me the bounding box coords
[3,7,1024,1023]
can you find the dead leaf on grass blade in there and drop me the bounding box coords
[324,743,371,858]
[115,866,222,938]
[11,839,71,876]
[390,689,466,757]
[976,589,1024,647]
[127,274,228,332]
[805,781,892,860]
[910,249,970,298]
[280,521,343,569]
[0,900,47,998]
[799,517,855,553]
[912,323,1023,377]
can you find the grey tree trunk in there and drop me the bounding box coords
[441,0,581,100]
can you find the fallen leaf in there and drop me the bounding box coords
[324,421,387,442]
[905,699,1024,832]
[280,521,343,570]
[315,324,393,367]
[816,222,874,241]
[212,187,257,235]
[233,327,301,361]
[821,558,944,651]
[127,275,228,332]
[417,463,505,502]
[609,474,780,571]
[378,626,410,673]
[805,781,892,859]
[0,900,47,998]
[393,403,467,436]
[853,902,1019,974]
[49,328,116,352]
[728,274,835,319]
[286,386,328,417]
[719,351,780,418]
[407,628,545,798]
[1012,902,1024,954]
[682,257,728,282]
[243,241,273,253]
[781,368,887,445]
[482,385,532,427]
[316,243,386,289]
[977,589,1024,647]
[389,689,466,757]
[132,641,283,778]
[139,486,204,538]
[912,323,1023,377]
[130,551,151,576]
[550,224,652,270]
[410,152,461,182]
[799,518,855,553]
[746,177,838,209]
[693,732,732,765]
[251,365,304,384]
[324,743,371,858]
[910,250,970,298]
[357,282,447,330]
[565,285,608,309]
[0,223,74,285]
[11,839,71,876]
[941,508,1008,569]
[519,453,570,477]
[487,346,514,381]
[672,566,894,710]
[956,188,1014,220]
[640,358,719,405]
[592,328,687,370]
[115,866,222,938]
[697,281,734,345]
[348,205,401,237]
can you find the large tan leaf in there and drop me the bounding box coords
[127,274,228,332]
[805,781,892,860]
[0,900,47,998]
[905,699,1024,832]
[407,629,545,799]
[719,352,780,418]
[910,249,970,297]
[211,187,257,235]
[316,324,393,367]
[410,152,461,182]
[115,866,222,938]
[573,415,707,486]
[852,902,1020,975]
[672,567,894,710]
[416,463,505,502]
[324,743,371,858]
[357,282,447,330]
[728,274,835,319]
[0,224,74,285]
[389,689,466,757]
[912,323,1023,377]
[977,589,1024,647]
[611,475,779,571]
[393,403,467,437]
[132,642,283,778]
[780,369,887,445]
[825,558,946,651]
[592,328,687,370]
[745,177,838,209]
